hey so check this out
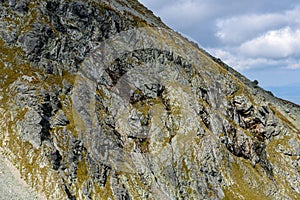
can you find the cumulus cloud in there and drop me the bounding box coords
[215,6,300,43]
[158,0,224,26]
[239,27,300,58]
[209,48,279,71]
[215,13,287,44]
[213,5,300,70]
[210,47,300,72]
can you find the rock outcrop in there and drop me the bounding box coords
[0,0,299,199]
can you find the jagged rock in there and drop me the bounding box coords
[8,0,29,14]
[0,0,300,200]
[16,109,43,148]
[50,110,69,127]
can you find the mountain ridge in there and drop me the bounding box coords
[0,0,299,199]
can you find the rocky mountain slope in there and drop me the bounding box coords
[0,0,299,199]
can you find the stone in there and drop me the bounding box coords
[16,109,43,148]
[50,110,69,127]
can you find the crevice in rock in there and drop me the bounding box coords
[253,142,274,179]
[63,183,76,200]
[50,149,62,170]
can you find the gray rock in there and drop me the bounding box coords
[50,110,69,127]
[16,109,43,148]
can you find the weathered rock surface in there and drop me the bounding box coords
[0,0,299,199]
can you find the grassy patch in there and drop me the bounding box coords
[223,159,271,200]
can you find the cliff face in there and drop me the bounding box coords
[0,0,300,199]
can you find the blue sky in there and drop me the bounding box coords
[139,0,300,105]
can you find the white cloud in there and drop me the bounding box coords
[215,6,300,44]
[215,13,287,44]
[212,5,300,71]
[209,48,278,71]
[287,61,300,69]
[209,47,300,71]
[239,27,300,58]
[157,0,224,29]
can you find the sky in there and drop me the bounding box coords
[138,0,300,105]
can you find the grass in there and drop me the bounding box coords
[223,159,272,200]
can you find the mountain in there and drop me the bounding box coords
[0,0,299,199]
